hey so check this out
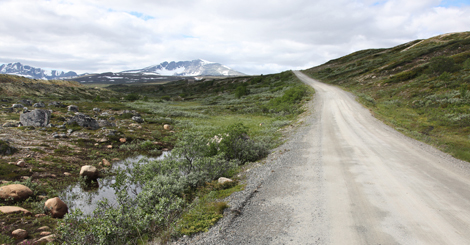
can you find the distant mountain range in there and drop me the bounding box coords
[123,59,245,76]
[0,59,245,84]
[0,62,78,80]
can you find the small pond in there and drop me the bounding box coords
[60,151,170,215]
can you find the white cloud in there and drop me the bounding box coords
[0,0,469,75]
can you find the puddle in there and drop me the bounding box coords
[60,151,170,215]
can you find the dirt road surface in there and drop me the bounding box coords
[179,71,470,244]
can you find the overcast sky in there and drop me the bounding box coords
[0,0,469,75]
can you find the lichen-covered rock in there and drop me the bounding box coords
[67,105,79,112]
[33,102,45,108]
[67,113,99,130]
[0,184,33,201]
[12,104,24,109]
[132,116,144,123]
[44,197,68,218]
[80,165,99,180]
[20,109,51,127]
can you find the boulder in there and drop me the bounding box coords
[163,124,171,130]
[98,119,115,127]
[37,226,50,232]
[80,165,99,180]
[20,109,51,127]
[0,184,33,201]
[102,159,111,167]
[119,138,127,143]
[12,104,24,109]
[39,231,51,236]
[2,121,18,127]
[67,105,79,112]
[16,159,26,167]
[218,177,233,184]
[35,234,56,244]
[33,102,45,108]
[0,206,32,215]
[48,101,64,108]
[18,99,32,106]
[67,113,100,130]
[44,197,68,218]
[12,229,28,240]
[93,108,101,112]
[132,116,144,123]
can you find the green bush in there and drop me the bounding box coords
[234,85,249,98]
[428,56,460,75]
[124,93,140,101]
[267,85,307,113]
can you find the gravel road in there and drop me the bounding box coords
[176,71,470,245]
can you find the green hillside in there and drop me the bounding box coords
[303,31,470,161]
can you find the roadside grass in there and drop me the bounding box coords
[303,31,470,162]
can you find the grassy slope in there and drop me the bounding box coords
[303,31,470,161]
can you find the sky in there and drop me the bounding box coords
[0,0,469,75]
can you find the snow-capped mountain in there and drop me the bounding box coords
[0,62,78,80]
[122,59,245,76]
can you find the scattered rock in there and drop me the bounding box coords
[37,226,50,232]
[35,234,55,244]
[96,137,108,143]
[218,177,233,184]
[33,102,45,108]
[0,206,32,215]
[102,159,111,167]
[35,214,46,218]
[39,231,51,236]
[63,172,72,176]
[31,172,57,180]
[153,141,163,145]
[38,195,47,200]
[67,113,100,130]
[163,124,171,130]
[2,121,19,127]
[67,129,73,135]
[48,101,64,107]
[132,116,144,123]
[12,229,28,240]
[106,145,113,149]
[20,109,51,127]
[128,123,142,128]
[20,176,30,180]
[0,184,33,201]
[93,108,101,112]
[119,138,127,143]
[111,158,120,161]
[162,148,169,151]
[18,99,32,106]
[12,104,24,109]
[67,105,79,112]
[98,119,115,127]
[52,133,68,139]
[44,197,68,218]
[80,165,99,180]
[16,159,26,167]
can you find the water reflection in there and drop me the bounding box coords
[60,152,170,215]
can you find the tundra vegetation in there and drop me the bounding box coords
[0,71,312,244]
[304,31,470,162]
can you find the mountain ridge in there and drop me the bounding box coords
[0,62,78,80]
